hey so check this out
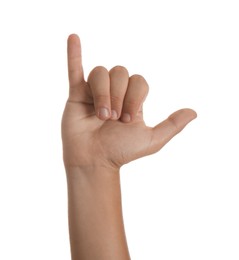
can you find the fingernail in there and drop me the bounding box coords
[99,108,110,119]
[121,113,131,123]
[111,110,118,120]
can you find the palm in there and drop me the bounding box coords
[62,99,152,168]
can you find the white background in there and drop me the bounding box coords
[0,0,238,259]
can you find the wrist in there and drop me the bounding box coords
[63,149,121,175]
[64,165,120,190]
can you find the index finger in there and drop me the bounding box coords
[67,34,85,88]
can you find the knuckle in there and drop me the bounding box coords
[110,65,129,76]
[130,74,145,82]
[95,94,110,101]
[91,66,108,75]
[94,94,110,108]
[130,74,149,92]
[125,99,140,109]
[111,94,121,102]
[111,95,123,106]
[88,66,109,84]
[167,116,179,133]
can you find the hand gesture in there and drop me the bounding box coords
[61,34,197,170]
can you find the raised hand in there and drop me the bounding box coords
[61,34,197,171]
[62,34,197,260]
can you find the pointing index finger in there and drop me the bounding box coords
[67,34,85,88]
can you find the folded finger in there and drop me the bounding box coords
[121,74,149,123]
[88,66,111,120]
[109,66,129,120]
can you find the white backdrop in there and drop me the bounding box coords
[0,0,238,259]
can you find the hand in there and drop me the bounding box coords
[61,34,197,171]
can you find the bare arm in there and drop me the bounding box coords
[66,166,130,260]
[61,34,197,260]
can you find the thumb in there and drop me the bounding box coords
[67,34,85,90]
[149,109,197,154]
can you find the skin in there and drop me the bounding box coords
[61,34,197,260]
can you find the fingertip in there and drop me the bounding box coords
[166,108,197,132]
[148,108,197,154]
[67,34,81,52]
[98,107,111,121]
[179,108,197,122]
[191,109,198,120]
[121,113,131,123]
[68,33,80,42]
[111,110,118,120]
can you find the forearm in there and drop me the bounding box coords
[65,166,130,260]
